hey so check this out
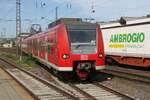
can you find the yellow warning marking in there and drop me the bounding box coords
[109,44,124,48]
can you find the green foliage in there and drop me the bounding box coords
[21,55,38,68]
[0,52,38,69]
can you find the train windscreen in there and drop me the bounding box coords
[67,24,97,54]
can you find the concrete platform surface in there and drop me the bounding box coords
[0,67,33,100]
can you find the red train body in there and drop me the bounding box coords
[22,18,105,79]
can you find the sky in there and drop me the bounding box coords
[0,0,150,38]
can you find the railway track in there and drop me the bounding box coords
[0,57,79,100]
[69,82,134,100]
[101,65,150,84]
[0,57,135,100]
[0,47,16,54]
[48,70,134,100]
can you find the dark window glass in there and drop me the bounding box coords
[67,24,97,54]
[68,30,96,43]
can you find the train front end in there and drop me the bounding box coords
[58,21,105,80]
[68,24,105,79]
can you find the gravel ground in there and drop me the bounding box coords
[106,65,150,78]
[28,67,52,80]
[24,65,150,100]
[99,76,150,100]
[1,51,150,100]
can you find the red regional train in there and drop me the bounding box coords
[21,18,105,80]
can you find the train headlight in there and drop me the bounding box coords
[98,53,103,58]
[62,54,69,59]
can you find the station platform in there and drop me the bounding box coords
[0,67,33,100]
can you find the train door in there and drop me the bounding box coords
[47,31,58,65]
[33,39,36,56]
[32,39,34,54]
[35,38,38,56]
[45,35,48,61]
[37,38,40,57]
[53,31,58,65]
[39,37,43,59]
[42,36,45,59]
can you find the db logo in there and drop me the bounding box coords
[80,55,88,60]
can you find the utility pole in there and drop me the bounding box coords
[0,32,2,39]
[2,28,6,39]
[55,6,58,21]
[16,0,22,61]
[54,3,71,21]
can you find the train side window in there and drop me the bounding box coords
[54,32,57,43]
[47,39,51,53]
[37,39,39,51]
[29,40,31,48]
[33,39,35,49]
[39,38,42,51]
[35,39,38,50]
[41,38,45,51]
[43,37,47,52]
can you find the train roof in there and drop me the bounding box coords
[99,15,150,29]
[17,33,33,39]
[48,18,97,28]
[22,18,98,41]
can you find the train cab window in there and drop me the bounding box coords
[67,24,97,54]
[68,30,96,43]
